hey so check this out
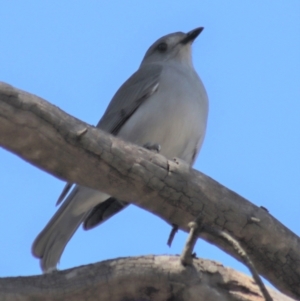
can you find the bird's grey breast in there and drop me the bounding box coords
[118,62,208,165]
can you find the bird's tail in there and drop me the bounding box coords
[32,186,109,272]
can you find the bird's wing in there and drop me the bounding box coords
[97,63,162,134]
[55,63,162,206]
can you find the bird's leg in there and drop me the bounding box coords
[143,142,161,153]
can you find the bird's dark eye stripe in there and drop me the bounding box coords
[157,42,167,52]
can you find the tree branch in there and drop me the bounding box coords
[0,255,296,301]
[0,82,299,299]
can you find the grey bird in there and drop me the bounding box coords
[32,27,209,272]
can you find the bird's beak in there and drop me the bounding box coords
[180,27,204,44]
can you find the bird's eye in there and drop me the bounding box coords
[157,42,168,52]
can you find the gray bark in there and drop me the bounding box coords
[0,255,296,301]
[0,82,299,299]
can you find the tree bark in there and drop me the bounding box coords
[0,82,299,299]
[0,255,296,301]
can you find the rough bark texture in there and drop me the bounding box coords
[0,255,296,301]
[0,82,299,299]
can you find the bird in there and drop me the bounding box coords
[32,27,209,272]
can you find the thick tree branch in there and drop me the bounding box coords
[0,256,296,301]
[0,82,299,299]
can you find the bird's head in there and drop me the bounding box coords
[141,27,204,67]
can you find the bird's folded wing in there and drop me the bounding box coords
[97,63,162,135]
[55,63,162,206]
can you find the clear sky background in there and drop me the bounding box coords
[0,0,299,291]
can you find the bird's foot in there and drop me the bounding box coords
[143,142,161,153]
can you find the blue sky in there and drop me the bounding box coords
[0,0,299,290]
